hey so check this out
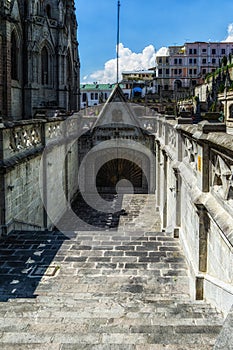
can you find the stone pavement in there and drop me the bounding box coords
[0,195,224,349]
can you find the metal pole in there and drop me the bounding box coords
[117,0,120,84]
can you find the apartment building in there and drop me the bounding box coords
[156,42,233,92]
[122,70,157,96]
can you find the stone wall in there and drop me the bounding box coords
[0,116,80,235]
[156,116,233,315]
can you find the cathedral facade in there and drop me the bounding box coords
[0,0,80,120]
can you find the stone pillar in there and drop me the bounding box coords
[41,122,48,229]
[196,141,209,192]
[196,204,209,273]
[195,203,210,300]
[162,150,168,229]
[196,276,204,300]
[0,125,6,236]
[0,34,3,116]
[155,141,161,209]
[175,127,183,162]
[173,168,181,237]
[63,122,69,205]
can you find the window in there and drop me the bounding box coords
[174,69,177,75]
[212,58,216,64]
[95,93,98,100]
[179,58,182,64]
[193,49,197,55]
[194,69,197,75]
[202,58,207,64]
[67,54,72,86]
[36,2,40,15]
[11,31,18,80]
[166,69,169,75]
[222,48,226,55]
[202,48,207,53]
[193,58,197,64]
[189,69,192,75]
[179,69,182,75]
[189,58,192,64]
[82,93,87,102]
[212,48,216,55]
[158,68,162,75]
[174,58,177,64]
[41,47,49,85]
[158,58,162,64]
[91,93,94,100]
[189,49,193,54]
[202,69,206,74]
[46,4,51,18]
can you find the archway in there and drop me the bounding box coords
[96,158,148,193]
[78,142,155,195]
[174,80,182,89]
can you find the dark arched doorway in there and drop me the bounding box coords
[96,158,148,193]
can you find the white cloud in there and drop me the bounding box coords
[156,46,169,56]
[82,43,159,84]
[223,23,233,42]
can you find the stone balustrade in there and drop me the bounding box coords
[2,120,44,160]
[155,115,233,315]
[0,116,79,236]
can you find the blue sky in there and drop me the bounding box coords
[75,0,233,83]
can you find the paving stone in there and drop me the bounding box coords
[0,194,224,349]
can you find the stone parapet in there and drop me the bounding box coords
[155,116,233,315]
[0,116,80,236]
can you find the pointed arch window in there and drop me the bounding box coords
[67,54,72,86]
[36,1,40,15]
[46,4,51,18]
[41,47,49,85]
[11,31,18,80]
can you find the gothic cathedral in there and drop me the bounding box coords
[0,0,80,120]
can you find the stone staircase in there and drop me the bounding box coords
[0,228,224,350]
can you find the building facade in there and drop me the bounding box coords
[0,0,80,120]
[80,84,119,109]
[156,42,233,93]
[122,70,156,97]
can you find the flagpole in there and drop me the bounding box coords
[117,0,120,84]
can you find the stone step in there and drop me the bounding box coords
[0,344,215,350]
[0,195,225,349]
[4,296,222,316]
[0,331,221,346]
[0,315,222,330]
[0,306,222,322]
